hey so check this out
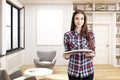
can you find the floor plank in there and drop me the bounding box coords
[21,65,120,80]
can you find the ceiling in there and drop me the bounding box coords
[19,0,120,4]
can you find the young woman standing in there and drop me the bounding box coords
[63,10,96,80]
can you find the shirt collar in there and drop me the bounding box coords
[74,30,81,36]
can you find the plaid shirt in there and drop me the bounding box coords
[64,31,95,78]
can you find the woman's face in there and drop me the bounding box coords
[74,13,84,28]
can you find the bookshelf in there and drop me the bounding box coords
[95,3,116,11]
[73,3,93,11]
[73,3,117,11]
[115,12,120,66]
[73,3,120,67]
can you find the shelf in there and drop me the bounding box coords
[87,21,93,23]
[87,24,93,31]
[116,33,120,34]
[116,12,120,13]
[76,4,85,10]
[95,4,107,11]
[86,13,93,22]
[95,4,116,11]
[73,3,93,11]
[85,3,93,11]
[116,45,120,48]
[116,13,120,22]
[115,54,120,56]
[92,22,112,24]
[119,3,120,11]
[116,24,120,33]
[73,3,119,11]
[116,55,120,66]
[116,22,120,24]
[116,33,120,35]
[107,4,116,11]
[85,12,93,13]
[93,12,114,13]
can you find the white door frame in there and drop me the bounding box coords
[93,23,112,64]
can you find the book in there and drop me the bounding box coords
[64,49,92,54]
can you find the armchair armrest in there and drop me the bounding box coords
[52,58,56,64]
[33,59,40,68]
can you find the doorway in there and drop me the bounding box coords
[93,24,110,64]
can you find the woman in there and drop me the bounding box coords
[63,10,96,80]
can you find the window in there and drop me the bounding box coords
[6,2,25,53]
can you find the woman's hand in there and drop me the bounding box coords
[84,51,95,57]
[63,53,72,59]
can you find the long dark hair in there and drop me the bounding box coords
[70,10,94,50]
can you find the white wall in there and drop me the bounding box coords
[0,0,2,54]
[22,4,72,65]
[0,0,8,55]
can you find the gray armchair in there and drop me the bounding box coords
[0,69,10,80]
[34,51,56,69]
[0,69,36,80]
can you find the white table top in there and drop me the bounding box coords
[24,68,53,76]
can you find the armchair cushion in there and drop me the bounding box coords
[9,70,23,80]
[39,61,52,64]
[34,51,56,69]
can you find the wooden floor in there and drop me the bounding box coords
[21,65,120,80]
